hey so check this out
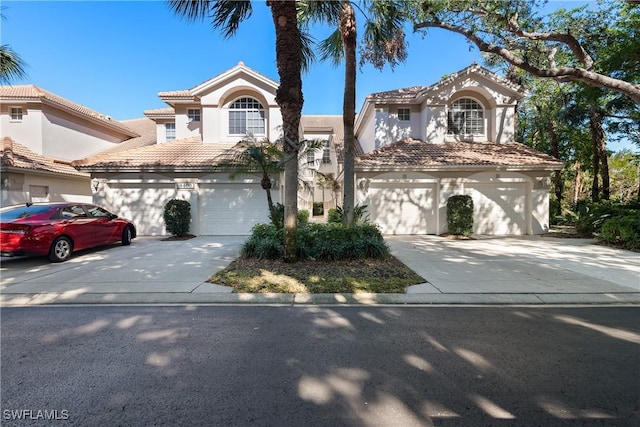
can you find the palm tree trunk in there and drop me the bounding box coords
[572,160,583,207]
[268,0,303,262]
[340,2,357,226]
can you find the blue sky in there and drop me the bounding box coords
[3,1,631,151]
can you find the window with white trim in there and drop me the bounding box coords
[322,139,331,164]
[447,98,485,135]
[165,123,176,141]
[10,107,23,121]
[188,108,200,122]
[229,97,265,135]
[398,108,410,121]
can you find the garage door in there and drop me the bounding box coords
[466,183,526,235]
[107,184,174,236]
[199,183,272,235]
[369,182,437,235]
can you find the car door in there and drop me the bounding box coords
[85,205,119,244]
[59,205,98,250]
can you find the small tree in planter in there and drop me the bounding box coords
[164,199,191,237]
[447,195,474,236]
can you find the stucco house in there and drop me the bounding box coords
[354,64,563,235]
[0,85,148,205]
[4,62,561,236]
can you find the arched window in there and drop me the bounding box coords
[447,98,484,135]
[229,97,265,135]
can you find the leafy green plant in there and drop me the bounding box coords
[599,215,640,251]
[269,203,310,229]
[327,204,370,224]
[313,202,324,216]
[447,195,474,236]
[163,199,191,237]
[575,200,640,234]
[241,222,389,261]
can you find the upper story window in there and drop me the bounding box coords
[10,107,23,121]
[322,139,331,164]
[165,123,176,141]
[398,108,410,121]
[447,98,484,135]
[229,97,265,135]
[188,108,201,122]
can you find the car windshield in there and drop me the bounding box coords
[0,205,54,221]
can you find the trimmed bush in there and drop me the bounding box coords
[447,195,474,236]
[241,222,389,261]
[163,199,191,237]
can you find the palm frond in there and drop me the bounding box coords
[211,0,253,38]
[318,29,344,65]
[0,44,27,83]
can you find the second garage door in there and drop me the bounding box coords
[466,183,527,235]
[199,183,273,235]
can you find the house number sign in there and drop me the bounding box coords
[176,182,195,190]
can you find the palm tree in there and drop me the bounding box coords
[299,1,407,225]
[221,136,284,225]
[0,8,27,83]
[167,0,303,262]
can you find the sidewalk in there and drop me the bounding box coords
[1,235,639,306]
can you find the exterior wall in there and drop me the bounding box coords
[1,102,126,161]
[1,171,91,206]
[374,106,390,149]
[357,109,376,153]
[174,105,202,141]
[422,106,447,143]
[0,103,44,155]
[387,105,420,143]
[41,105,124,159]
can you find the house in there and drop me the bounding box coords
[0,85,143,205]
[353,63,563,235]
[6,62,561,236]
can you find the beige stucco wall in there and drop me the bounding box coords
[1,171,91,207]
[1,102,127,161]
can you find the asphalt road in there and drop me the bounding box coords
[1,306,639,426]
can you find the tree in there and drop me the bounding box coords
[299,0,407,224]
[0,8,27,83]
[167,0,303,262]
[409,0,640,104]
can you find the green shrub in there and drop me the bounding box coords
[447,195,474,236]
[163,199,191,237]
[313,202,324,216]
[575,200,640,235]
[241,222,389,261]
[327,204,370,224]
[269,203,310,229]
[599,214,640,250]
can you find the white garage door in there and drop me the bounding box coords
[369,182,437,235]
[199,183,272,235]
[466,183,526,235]
[107,184,175,236]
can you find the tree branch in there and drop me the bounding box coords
[414,20,640,104]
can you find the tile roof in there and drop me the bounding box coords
[1,137,88,178]
[93,118,158,154]
[0,85,138,136]
[143,107,175,118]
[73,137,240,171]
[367,63,525,102]
[355,139,563,170]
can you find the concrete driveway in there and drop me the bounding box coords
[1,236,244,304]
[387,235,640,303]
[1,234,638,305]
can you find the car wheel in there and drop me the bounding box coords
[49,236,73,262]
[122,226,132,246]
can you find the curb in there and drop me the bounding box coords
[2,292,640,307]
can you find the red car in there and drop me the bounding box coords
[0,202,136,262]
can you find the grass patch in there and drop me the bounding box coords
[209,255,425,294]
